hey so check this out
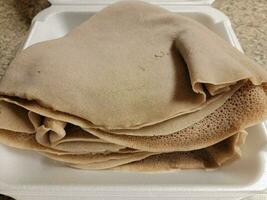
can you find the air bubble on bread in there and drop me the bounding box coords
[89,83,267,152]
[111,131,247,171]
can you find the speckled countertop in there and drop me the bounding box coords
[0,0,266,199]
[213,0,267,66]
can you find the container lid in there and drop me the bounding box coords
[48,0,215,6]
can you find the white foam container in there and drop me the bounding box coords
[1,0,267,199]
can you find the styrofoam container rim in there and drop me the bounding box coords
[48,0,215,6]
